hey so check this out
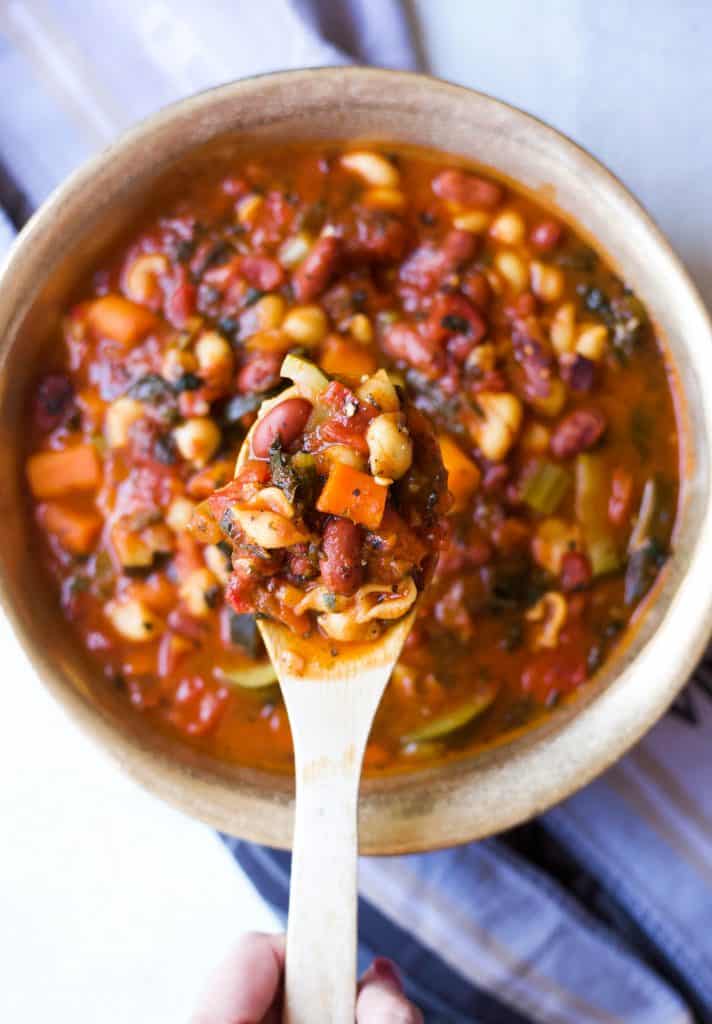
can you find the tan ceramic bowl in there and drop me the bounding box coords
[1,68,712,853]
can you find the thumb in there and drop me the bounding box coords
[356,958,423,1023]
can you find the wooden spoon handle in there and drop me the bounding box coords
[282,765,360,1024]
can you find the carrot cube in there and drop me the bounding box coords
[319,336,378,381]
[85,294,156,346]
[26,444,101,499]
[316,463,388,530]
[41,502,102,555]
[438,435,480,513]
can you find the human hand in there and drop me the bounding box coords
[190,931,423,1023]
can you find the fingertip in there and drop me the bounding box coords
[190,931,286,1024]
[357,959,422,1023]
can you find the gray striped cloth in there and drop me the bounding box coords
[2,3,710,1020]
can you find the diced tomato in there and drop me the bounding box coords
[168,676,230,736]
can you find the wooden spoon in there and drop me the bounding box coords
[234,392,419,1023]
[261,612,415,1024]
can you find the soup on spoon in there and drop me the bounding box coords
[190,354,449,1024]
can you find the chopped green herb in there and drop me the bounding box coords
[244,287,266,306]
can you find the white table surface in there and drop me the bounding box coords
[3,3,712,1021]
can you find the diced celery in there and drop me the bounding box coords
[523,461,571,515]
[280,353,329,400]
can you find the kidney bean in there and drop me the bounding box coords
[505,292,538,319]
[432,169,503,209]
[320,517,363,595]
[347,214,409,263]
[560,353,596,393]
[399,243,446,292]
[164,268,197,328]
[382,321,443,376]
[560,551,592,592]
[236,351,282,393]
[530,219,563,252]
[441,228,478,269]
[251,397,313,457]
[512,317,556,399]
[608,466,634,527]
[33,373,75,433]
[240,254,284,291]
[292,235,342,301]
[462,269,491,311]
[550,408,607,459]
[492,517,531,555]
[426,292,487,347]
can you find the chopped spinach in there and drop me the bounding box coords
[244,287,266,306]
[128,373,174,404]
[174,372,202,392]
[227,610,263,658]
[269,437,300,504]
[441,314,471,335]
[624,538,668,605]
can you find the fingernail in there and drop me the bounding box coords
[372,957,404,993]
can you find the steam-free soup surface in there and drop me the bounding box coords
[25,142,679,773]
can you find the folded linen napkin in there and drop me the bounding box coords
[1,3,710,1021]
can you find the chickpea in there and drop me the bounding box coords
[366,413,413,481]
[465,343,496,375]
[363,187,406,212]
[550,302,577,354]
[254,293,286,330]
[348,313,374,345]
[530,261,564,303]
[180,567,220,618]
[341,151,400,188]
[472,392,523,462]
[195,330,233,374]
[174,417,221,466]
[282,305,328,346]
[531,518,582,574]
[236,193,264,224]
[315,444,368,473]
[520,421,551,454]
[489,209,526,246]
[576,323,608,362]
[166,496,197,533]
[529,378,567,418]
[162,347,198,384]
[494,251,529,293]
[278,231,313,268]
[105,397,143,449]
[452,209,491,233]
[105,596,162,642]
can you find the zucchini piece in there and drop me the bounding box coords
[575,454,621,576]
[217,662,278,689]
[401,684,498,744]
[280,353,329,400]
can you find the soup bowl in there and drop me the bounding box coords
[1,67,712,853]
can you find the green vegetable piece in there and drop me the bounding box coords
[401,684,498,744]
[226,610,262,658]
[269,437,300,505]
[522,461,571,516]
[627,477,658,554]
[217,661,278,689]
[624,539,667,605]
[575,453,621,577]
